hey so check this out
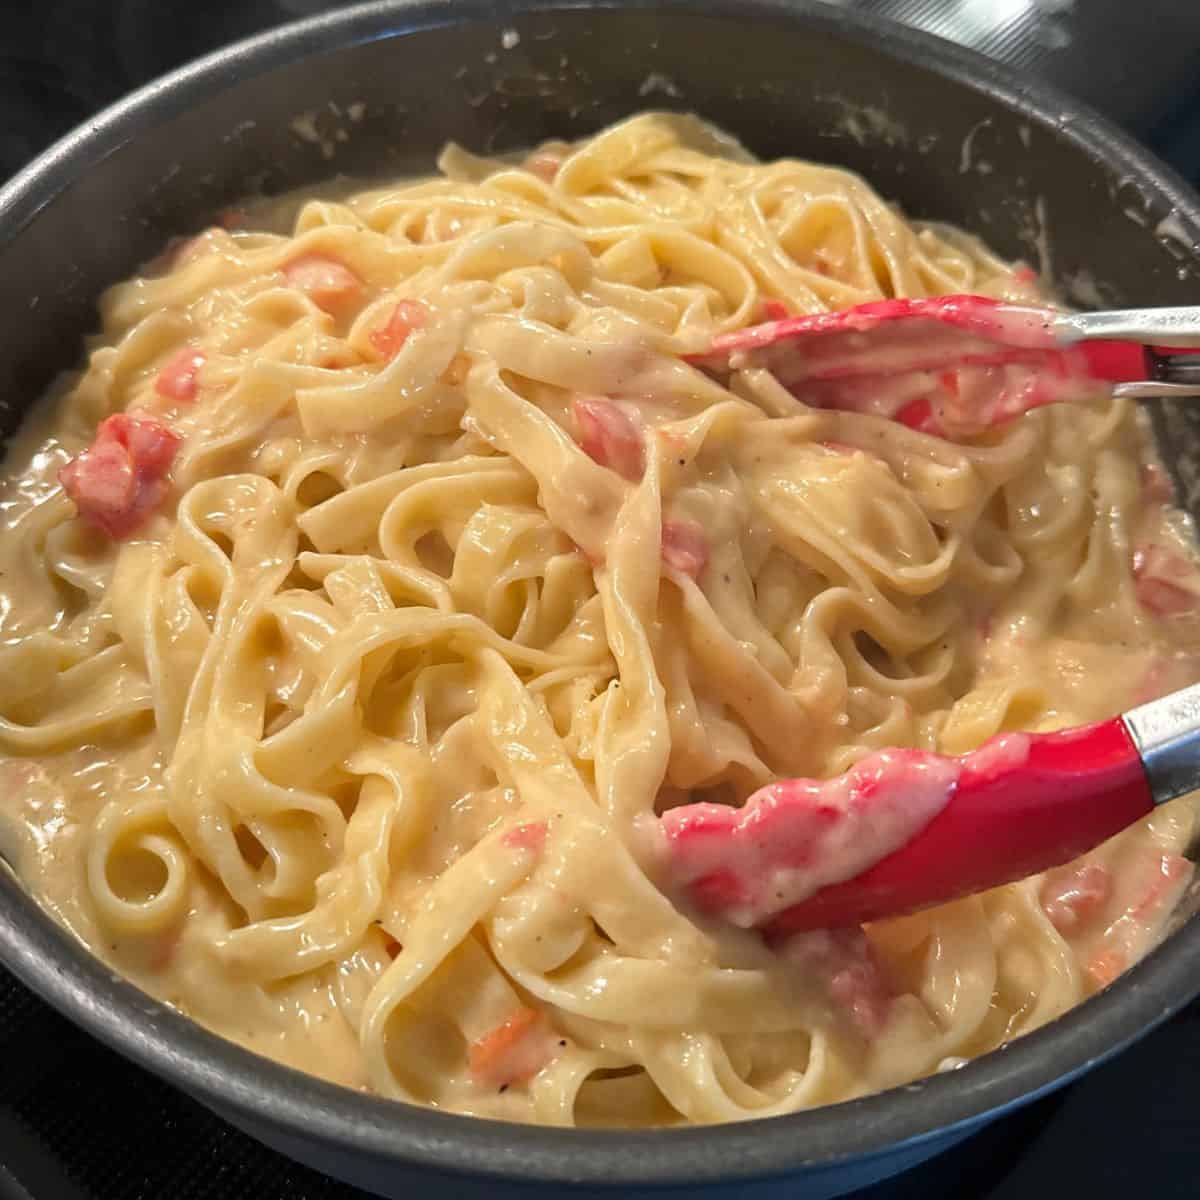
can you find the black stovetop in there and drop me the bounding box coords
[2,3,1199,1198]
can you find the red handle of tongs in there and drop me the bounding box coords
[769,718,1150,933]
[769,678,1200,932]
[662,682,1200,933]
[1078,341,1200,384]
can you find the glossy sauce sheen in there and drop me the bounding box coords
[0,114,1197,1128]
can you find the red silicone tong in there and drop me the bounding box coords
[690,297,1200,438]
[660,682,1200,933]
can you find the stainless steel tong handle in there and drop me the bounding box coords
[1124,679,1200,805]
[1049,306,1200,400]
[1112,381,1200,399]
[1052,307,1200,348]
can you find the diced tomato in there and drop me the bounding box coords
[502,821,547,854]
[154,346,206,402]
[524,152,563,183]
[368,300,429,360]
[1136,576,1197,617]
[283,254,363,312]
[61,438,133,515]
[782,927,892,1038]
[829,931,893,1038]
[761,299,791,322]
[468,1007,557,1090]
[1012,266,1038,285]
[1133,544,1200,617]
[894,396,940,434]
[572,396,645,482]
[218,207,248,230]
[1040,862,1113,934]
[829,960,892,1038]
[59,413,181,539]
[120,416,180,474]
[661,519,709,579]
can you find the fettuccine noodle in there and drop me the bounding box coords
[0,113,1196,1127]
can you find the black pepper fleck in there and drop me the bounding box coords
[498,1083,509,1094]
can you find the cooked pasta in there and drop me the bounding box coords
[0,112,1197,1127]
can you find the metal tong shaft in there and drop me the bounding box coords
[1123,679,1200,805]
[1054,307,1200,399]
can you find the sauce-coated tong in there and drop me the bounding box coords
[691,298,1200,436]
[661,681,1200,932]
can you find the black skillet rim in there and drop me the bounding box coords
[1,0,1200,1188]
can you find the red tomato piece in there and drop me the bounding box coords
[283,253,363,312]
[368,300,429,360]
[660,519,709,578]
[59,413,181,539]
[524,152,563,182]
[502,821,548,854]
[572,396,645,482]
[154,346,206,402]
[1039,862,1113,934]
[782,927,893,1038]
[828,959,892,1038]
[1133,544,1200,617]
[894,396,941,434]
[468,1007,556,1091]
